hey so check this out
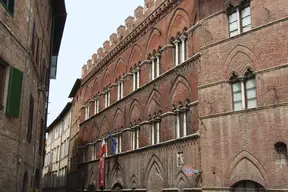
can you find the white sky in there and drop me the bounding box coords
[48,0,144,125]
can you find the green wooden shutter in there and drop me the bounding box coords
[6,66,24,117]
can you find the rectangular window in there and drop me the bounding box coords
[136,128,139,149]
[94,99,99,114]
[245,78,257,109]
[85,105,89,120]
[105,91,110,108]
[118,134,122,153]
[131,128,139,150]
[151,121,161,145]
[174,40,180,66]
[151,57,156,80]
[232,76,257,111]
[241,6,251,32]
[56,146,59,162]
[176,111,188,139]
[131,130,135,150]
[27,94,34,142]
[232,82,243,111]
[117,80,124,100]
[229,12,239,37]
[92,143,96,160]
[117,82,121,100]
[179,36,187,64]
[0,0,15,15]
[133,69,140,91]
[133,72,136,91]
[229,5,251,37]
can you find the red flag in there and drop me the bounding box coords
[100,139,106,157]
[99,157,105,187]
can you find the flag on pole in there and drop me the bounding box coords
[108,132,117,154]
[100,139,106,157]
[99,157,105,188]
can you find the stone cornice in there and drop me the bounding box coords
[81,0,184,85]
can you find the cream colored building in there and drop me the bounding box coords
[43,102,72,192]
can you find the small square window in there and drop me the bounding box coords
[177,152,184,167]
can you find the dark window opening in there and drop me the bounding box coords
[1,0,15,15]
[232,180,264,192]
[275,142,288,159]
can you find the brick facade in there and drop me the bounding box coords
[68,0,288,191]
[0,0,66,192]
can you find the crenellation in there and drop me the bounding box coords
[92,53,98,65]
[134,6,144,22]
[117,25,126,40]
[109,33,118,46]
[82,64,87,77]
[81,0,165,79]
[103,40,111,53]
[97,47,104,59]
[87,59,92,71]
[125,16,134,31]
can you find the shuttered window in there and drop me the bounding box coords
[27,94,34,142]
[6,66,24,117]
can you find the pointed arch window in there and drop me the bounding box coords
[175,106,190,139]
[173,35,187,66]
[230,69,257,111]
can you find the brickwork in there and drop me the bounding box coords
[68,0,288,191]
[0,0,66,192]
[197,0,288,190]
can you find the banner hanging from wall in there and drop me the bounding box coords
[99,157,105,187]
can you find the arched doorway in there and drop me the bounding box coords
[112,183,123,192]
[232,180,265,192]
[22,172,28,192]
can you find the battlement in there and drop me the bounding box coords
[81,0,164,78]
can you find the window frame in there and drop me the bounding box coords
[230,72,257,111]
[228,2,251,37]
